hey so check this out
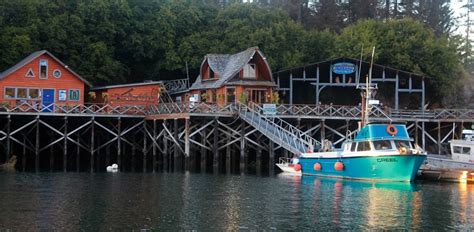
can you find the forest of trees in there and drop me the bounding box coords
[0,0,471,105]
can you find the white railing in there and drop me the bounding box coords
[0,101,147,115]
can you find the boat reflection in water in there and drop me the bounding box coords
[278,174,425,230]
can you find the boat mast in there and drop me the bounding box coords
[361,46,375,127]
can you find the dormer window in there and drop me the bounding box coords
[242,63,256,78]
[209,68,215,79]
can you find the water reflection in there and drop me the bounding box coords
[0,172,472,230]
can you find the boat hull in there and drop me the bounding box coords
[298,155,426,182]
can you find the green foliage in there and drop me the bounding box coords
[0,1,467,104]
[334,19,466,99]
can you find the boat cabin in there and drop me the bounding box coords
[188,47,276,105]
[342,124,416,154]
[0,50,91,111]
[450,129,474,163]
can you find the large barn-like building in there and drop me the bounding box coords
[189,47,276,105]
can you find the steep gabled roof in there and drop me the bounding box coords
[190,47,273,90]
[0,50,92,87]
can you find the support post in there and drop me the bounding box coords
[35,115,40,172]
[321,120,326,145]
[201,126,207,172]
[90,117,95,172]
[117,117,122,171]
[437,121,441,155]
[63,116,68,172]
[268,140,274,175]
[185,118,191,170]
[163,120,168,171]
[143,120,147,172]
[173,119,179,171]
[76,133,80,172]
[240,121,245,172]
[226,130,231,175]
[315,66,320,105]
[22,134,26,172]
[213,118,219,172]
[6,115,11,161]
[152,119,157,173]
[422,121,426,150]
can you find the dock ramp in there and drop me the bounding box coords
[236,103,320,156]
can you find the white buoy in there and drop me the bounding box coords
[106,163,118,173]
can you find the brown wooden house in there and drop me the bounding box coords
[189,47,276,105]
[89,81,162,107]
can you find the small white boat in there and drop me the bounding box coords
[275,157,301,176]
[421,129,474,183]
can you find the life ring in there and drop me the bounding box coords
[386,124,398,136]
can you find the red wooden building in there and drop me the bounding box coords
[189,47,276,105]
[0,50,91,110]
[89,81,162,107]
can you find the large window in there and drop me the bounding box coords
[39,59,48,79]
[4,87,40,99]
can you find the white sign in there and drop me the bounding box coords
[368,100,380,105]
[263,104,276,115]
[58,90,67,101]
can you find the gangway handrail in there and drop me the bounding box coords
[235,102,320,153]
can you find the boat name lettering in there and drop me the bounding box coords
[376,158,397,162]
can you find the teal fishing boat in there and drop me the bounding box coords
[294,48,426,182]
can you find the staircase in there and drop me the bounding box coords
[236,103,320,156]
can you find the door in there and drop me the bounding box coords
[251,90,266,104]
[42,89,55,112]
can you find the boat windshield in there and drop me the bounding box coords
[373,140,392,150]
[395,140,411,149]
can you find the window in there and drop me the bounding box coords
[25,68,35,78]
[242,63,256,78]
[357,141,371,152]
[69,89,80,101]
[209,68,215,79]
[226,88,235,104]
[373,140,393,150]
[29,89,39,99]
[395,140,411,149]
[211,89,217,103]
[455,146,471,155]
[17,88,28,99]
[350,142,357,152]
[53,69,61,78]
[58,90,67,101]
[39,59,48,79]
[5,88,15,98]
[462,147,471,154]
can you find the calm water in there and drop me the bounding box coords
[0,172,473,231]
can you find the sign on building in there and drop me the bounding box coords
[332,62,355,75]
[263,104,276,115]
